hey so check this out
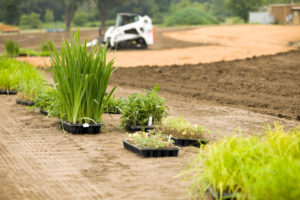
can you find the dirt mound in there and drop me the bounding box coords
[110,50,300,120]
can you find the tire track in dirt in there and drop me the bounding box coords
[0,95,103,200]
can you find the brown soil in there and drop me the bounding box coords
[1,25,300,199]
[9,25,300,67]
[0,27,201,53]
[0,86,298,200]
[110,50,300,121]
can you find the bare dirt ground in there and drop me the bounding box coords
[0,87,298,200]
[0,25,300,199]
[13,25,300,67]
[110,50,300,121]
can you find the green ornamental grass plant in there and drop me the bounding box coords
[0,57,44,94]
[51,31,116,124]
[121,84,168,127]
[5,40,19,57]
[183,123,300,200]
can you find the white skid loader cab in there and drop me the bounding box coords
[102,13,154,49]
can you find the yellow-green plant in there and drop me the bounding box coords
[0,57,44,94]
[51,31,115,124]
[126,131,174,148]
[5,40,19,57]
[183,123,300,200]
[156,117,205,140]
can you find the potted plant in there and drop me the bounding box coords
[34,86,59,116]
[103,95,125,114]
[123,131,179,157]
[155,117,208,147]
[0,58,20,94]
[182,123,300,200]
[51,31,116,134]
[16,67,44,106]
[121,84,168,132]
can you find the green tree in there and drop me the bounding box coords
[0,0,20,25]
[226,0,264,21]
[20,12,42,29]
[59,0,83,31]
[94,0,127,36]
[44,9,54,23]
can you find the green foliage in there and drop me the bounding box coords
[156,117,206,140]
[44,9,54,23]
[165,7,219,26]
[226,0,264,21]
[121,85,168,127]
[20,12,42,29]
[5,40,19,57]
[34,86,60,117]
[224,16,245,24]
[104,95,126,114]
[0,0,20,25]
[41,40,56,53]
[51,31,115,124]
[183,123,300,200]
[0,57,44,96]
[126,131,174,148]
[73,12,89,26]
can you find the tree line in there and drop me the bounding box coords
[0,0,299,31]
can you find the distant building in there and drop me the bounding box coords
[270,4,300,24]
[249,12,274,24]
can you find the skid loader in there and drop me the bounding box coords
[102,13,154,49]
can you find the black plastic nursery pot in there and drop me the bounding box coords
[208,187,238,200]
[16,99,35,106]
[40,109,48,116]
[171,137,208,148]
[126,125,155,133]
[104,107,121,114]
[0,90,17,95]
[123,140,179,158]
[60,120,103,134]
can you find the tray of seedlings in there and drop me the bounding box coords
[123,132,179,158]
[155,117,208,148]
[51,31,115,134]
[120,84,168,133]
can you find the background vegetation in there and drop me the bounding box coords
[1,0,300,30]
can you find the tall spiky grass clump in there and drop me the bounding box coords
[5,40,19,57]
[51,31,115,124]
[183,123,300,200]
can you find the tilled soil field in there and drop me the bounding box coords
[110,50,300,121]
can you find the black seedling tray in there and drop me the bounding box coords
[0,90,17,95]
[104,107,121,114]
[126,125,155,133]
[171,137,208,148]
[208,187,238,200]
[40,109,48,116]
[60,120,102,134]
[16,99,35,106]
[123,140,179,158]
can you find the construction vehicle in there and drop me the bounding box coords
[102,13,154,49]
